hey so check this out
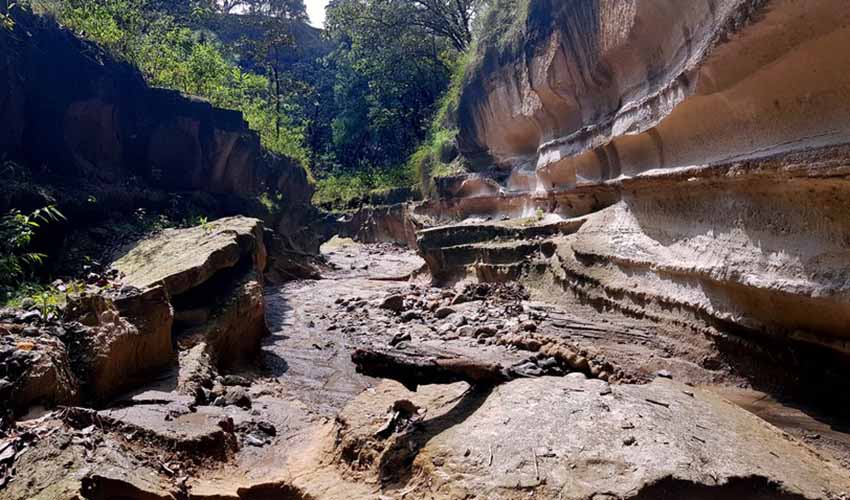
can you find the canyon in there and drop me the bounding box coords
[3,0,850,499]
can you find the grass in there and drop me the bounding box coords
[312,164,415,210]
[2,280,87,318]
[408,52,472,195]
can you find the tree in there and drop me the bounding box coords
[327,0,478,52]
[215,0,308,20]
[323,0,455,175]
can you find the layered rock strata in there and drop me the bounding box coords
[438,0,850,356]
[113,216,270,396]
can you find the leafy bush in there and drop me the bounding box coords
[0,206,65,297]
[408,52,471,193]
[312,164,414,209]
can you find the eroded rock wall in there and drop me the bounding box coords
[0,10,309,198]
[450,0,850,355]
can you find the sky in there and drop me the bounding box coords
[304,0,329,27]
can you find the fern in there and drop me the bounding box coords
[0,205,66,293]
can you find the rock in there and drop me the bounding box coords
[256,421,276,436]
[388,331,411,347]
[333,378,850,499]
[182,272,268,371]
[19,299,35,310]
[449,0,850,357]
[379,294,405,313]
[65,288,174,402]
[5,335,79,415]
[437,323,455,336]
[475,326,498,338]
[457,326,476,337]
[656,370,673,379]
[224,386,251,409]
[449,315,467,328]
[18,311,40,324]
[246,434,266,447]
[222,375,250,387]
[400,311,420,323]
[434,307,455,319]
[113,216,266,296]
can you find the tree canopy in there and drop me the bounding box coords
[39,0,484,207]
[215,0,308,20]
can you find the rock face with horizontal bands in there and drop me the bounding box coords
[113,216,269,397]
[444,0,850,355]
[0,11,308,198]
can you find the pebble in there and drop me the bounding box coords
[223,387,252,409]
[222,375,250,387]
[257,421,277,436]
[389,331,411,346]
[19,311,41,324]
[456,326,476,337]
[400,310,421,323]
[246,434,266,447]
[379,295,405,312]
[434,307,456,319]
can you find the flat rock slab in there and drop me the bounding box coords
[334,377,850,499]
[98,402,251,452]
[113,216,264,295]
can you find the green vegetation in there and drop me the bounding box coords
[18,0,491,209]
[0,206,65,301]
[408,52,471,194]
[40,0,311,166]
[2,281,87,319]
[310,0,479,206]
[312,165,414,208]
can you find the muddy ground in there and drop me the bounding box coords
[2,238,850,499]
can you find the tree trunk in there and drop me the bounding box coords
[352,347,512,391]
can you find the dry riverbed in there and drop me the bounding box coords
[2,239,850,500]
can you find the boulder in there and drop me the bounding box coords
[379,295,406,313]
[113,216,266,296]
[201,272,267,369]
[65,289,174,402]
[332,378,850,498]
[0,333,79,415]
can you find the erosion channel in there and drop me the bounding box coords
[2,0,850,499]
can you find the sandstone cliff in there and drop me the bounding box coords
[444,0,850,356]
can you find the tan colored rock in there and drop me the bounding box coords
[441,0,850,354]
[6,335,79,414]
[203,272,267,369]
[330,378,850,499]
[65,289,174,402]
[113,216,266,296]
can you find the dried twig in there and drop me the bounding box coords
[532,447,539,480]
